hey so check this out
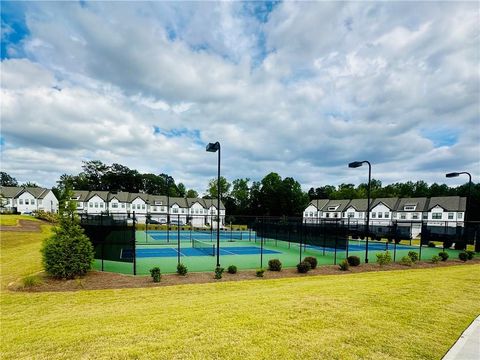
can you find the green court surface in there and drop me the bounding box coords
[92,230,466,275]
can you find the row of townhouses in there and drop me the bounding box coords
[303,196,466,237]
[71,190,225,227]
[0,186,59,214]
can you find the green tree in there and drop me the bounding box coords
[0,172,18,186]
[41,188,94,279]
[185,189,199,198]
[21,182,40,188]
[231,178,250,213]
[206,176,231,199]
[177,183,186,197]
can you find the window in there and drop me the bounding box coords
[458,213,463,219]
[25,199,29,205]
[412,213,419,220]
[38,200,42,205]
[112,203,118,208]
[19,199,23,204]
[404,205,417,211]
[432,213,442,220]
[327,206,338,211]
[195,209,199,214]
[371,212,376,218]
[333,213,338,218]
[400,214,406,220]
[310,212,313,217]
[95,203,98,208]
[384,212,389,218]
[348,212,354,218]
[173,208,178,214]
[378,212,383,218]
[142,204,145,210]
[181,209,185,213]
[121,203,125,208]
[326,213,330,218]
[100,203,104,208]
[448,213,454,220]
[137,204,140,210]
[77,203,82,208]
[392,213,397,219]
[161,207,165,212]
[31,199,35,205]
[89,203,93,208]
[422,213,428,219]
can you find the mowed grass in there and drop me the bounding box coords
[0,214,41,226]
[1,228,479,359]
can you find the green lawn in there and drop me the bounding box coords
[1,227,479,359]
[0,214,41,226]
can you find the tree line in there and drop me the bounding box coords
[1,164,478,219]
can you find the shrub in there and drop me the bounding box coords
[338,260,350,271]
[256,269,265,277]
[150,267,161,282]
[428,242,436,248]
[268,259,282,271]
[177,263,188,276]
[303,256,318,269]
[431,255,441,264]
[227,265,237,274]
[376,251,392,266]
[466,250,475,260]
[454,242,466,251]
[407,251,419,263]
[400,256,413,266]
[347,256,361,267]
[459,252,468,262]
[214,266,224,279]
[438,251,449,261]
[297,261,311,273]
[33,210,59,223]
[22,275,42,288]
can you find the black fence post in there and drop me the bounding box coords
[299,221,303,263]
[260,217,264,268]
[418,236,422,261]
[393,241,397,262]
[177,215,181,265]
[133,211,136,276]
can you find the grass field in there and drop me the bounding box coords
[0,214,41,226]
[1,223,479,359]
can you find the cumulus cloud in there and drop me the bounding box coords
[0,1,478,192]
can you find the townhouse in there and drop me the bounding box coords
[70,190,226,227]
[0,186,59,214]
[303,196,466,237]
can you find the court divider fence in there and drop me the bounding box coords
[79,212,479,275]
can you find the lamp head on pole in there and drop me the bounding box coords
[206,142,220,152]
[348,161,363,168]
[446,172,460,178]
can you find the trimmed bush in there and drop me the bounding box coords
[428,242,436,248]
[177,263,188,276]
[338,260,349,271]
[466,250,475,260]
[33,210,58,223]
[400,256,413,266]
[256,269,265,277]
[150,267,161,282]
[347,256,361,267]
[227,265,237,274]
[303,256,318,270]
[407,251,419,263]
[459,252,468,262]
[438,251,449,261]
[431,255,441,264]
[214,266,224,279]
[297,261,311,273]
[376,251,392,266]
[22,275,43,288]
[268,259,282,271]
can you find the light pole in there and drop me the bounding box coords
[206,142,221,267]
[446,171,472,250]
[349,160,372,263]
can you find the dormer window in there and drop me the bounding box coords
[327,205,339,211]
[404,204,417,211]
[70,196,80,200]
[154,201,163,205]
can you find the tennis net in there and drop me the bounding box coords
[192,239,216,256]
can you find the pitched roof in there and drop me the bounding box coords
[308,199,329,211]
[396,197,428,211]
[148,194,168,205]
[129,193,149,203]
[203,198,225,210]
[428,196,466,211]
[108,191,131,203]
[346,198,369,211]
[186,198,207,208]
[0,186,24,198]
[72,190,91,202]
[324,199,351,212]
[370,197,399,210]
[169,197,188,208]
[86,191,110,202]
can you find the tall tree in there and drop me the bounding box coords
[185,189,199,198]
[0,172,18,186]
[230,178,250,213]
[21,182,40,188]
[206,176,231,199]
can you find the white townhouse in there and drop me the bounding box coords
[0,186,58,214]
[69,190,225,227]
[303,196,466,238]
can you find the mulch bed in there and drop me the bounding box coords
[0,219,49,232]
[11,258,480,293]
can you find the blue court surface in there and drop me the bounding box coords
[122,246,281,258]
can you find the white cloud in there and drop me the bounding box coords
[0,1,478,191]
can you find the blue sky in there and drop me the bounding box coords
[1,1,478,192]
